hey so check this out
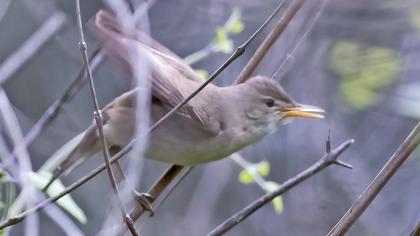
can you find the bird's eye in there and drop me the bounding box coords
[264,99,275,108]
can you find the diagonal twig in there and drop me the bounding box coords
[207,138,354,236]
[74,1,138,235]
[0,12,66,85]
[234,0,304,84]
[327,122,420,236]
[22,47,105,148]
[411,222,420,236]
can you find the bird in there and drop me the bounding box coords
[42,10,324,196]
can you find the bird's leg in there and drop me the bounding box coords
[109,145,155,216]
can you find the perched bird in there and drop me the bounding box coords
[43,10,324,191]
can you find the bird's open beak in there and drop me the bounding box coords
[281,104,325,119]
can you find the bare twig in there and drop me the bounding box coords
[234,0,304,84]
[0,12,66,85]
[327,122,420,236]
[272,0,328,80]
[22,48,105,148]
[74,1,137,235]
[207,138,354,236]
[411,222,420,236]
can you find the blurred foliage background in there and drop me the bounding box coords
[0,0,419,235]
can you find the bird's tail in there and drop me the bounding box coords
[42,125,100,192]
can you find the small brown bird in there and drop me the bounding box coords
[44,10,324,190]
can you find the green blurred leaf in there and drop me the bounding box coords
[238,160,270,184]
[271,196,284,214]
[215,27,233,53]
[28,171,87,224]
[330,41,400,109]
[410,8,420,34]
[256,160,270,177]
[195,69,209,79]
[225,9,244,34]
[262,181,284,214]
[238,169,255,184]
[360,47,400,88]
[340,82,378,109]
[330,41,361,78]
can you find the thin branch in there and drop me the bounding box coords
[327,122,420,236]
[234,0,304,84]
[272,0,328,80]
[207,138,354,236]
[0,12,66,85]
[22,48,105,148]
[411,221,420,236]
[74,1,138,235]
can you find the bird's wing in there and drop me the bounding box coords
[94,10,220,134]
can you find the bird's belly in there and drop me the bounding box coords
[145,133,232,166]
[144,117,234,166]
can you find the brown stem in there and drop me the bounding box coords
[411,222,420,236]
[207,139,354,236]
[327,122,420,236]
[234,0,305,84]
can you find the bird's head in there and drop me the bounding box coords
[237,76,324,133]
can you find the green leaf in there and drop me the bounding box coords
[330,41,400,109]
[330,41,361,78]
[238,160,270,184]
[271,196,284,214]
[360,47,400,88]
[195,69,209,79]
[215,27,233,54]
[238,169,255,184]
[262,181,284,214]
[410,8,420,35]
[340,81,378,109]
[28,171,87,224]
[225,9,244,34]
[255,160,270,177]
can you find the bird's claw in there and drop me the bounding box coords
[133,191,155,217]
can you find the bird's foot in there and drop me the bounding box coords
[133,191,155,217]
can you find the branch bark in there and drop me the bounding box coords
[207,139,354,236]
[411,221,420,236]
[327,122,420,236]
